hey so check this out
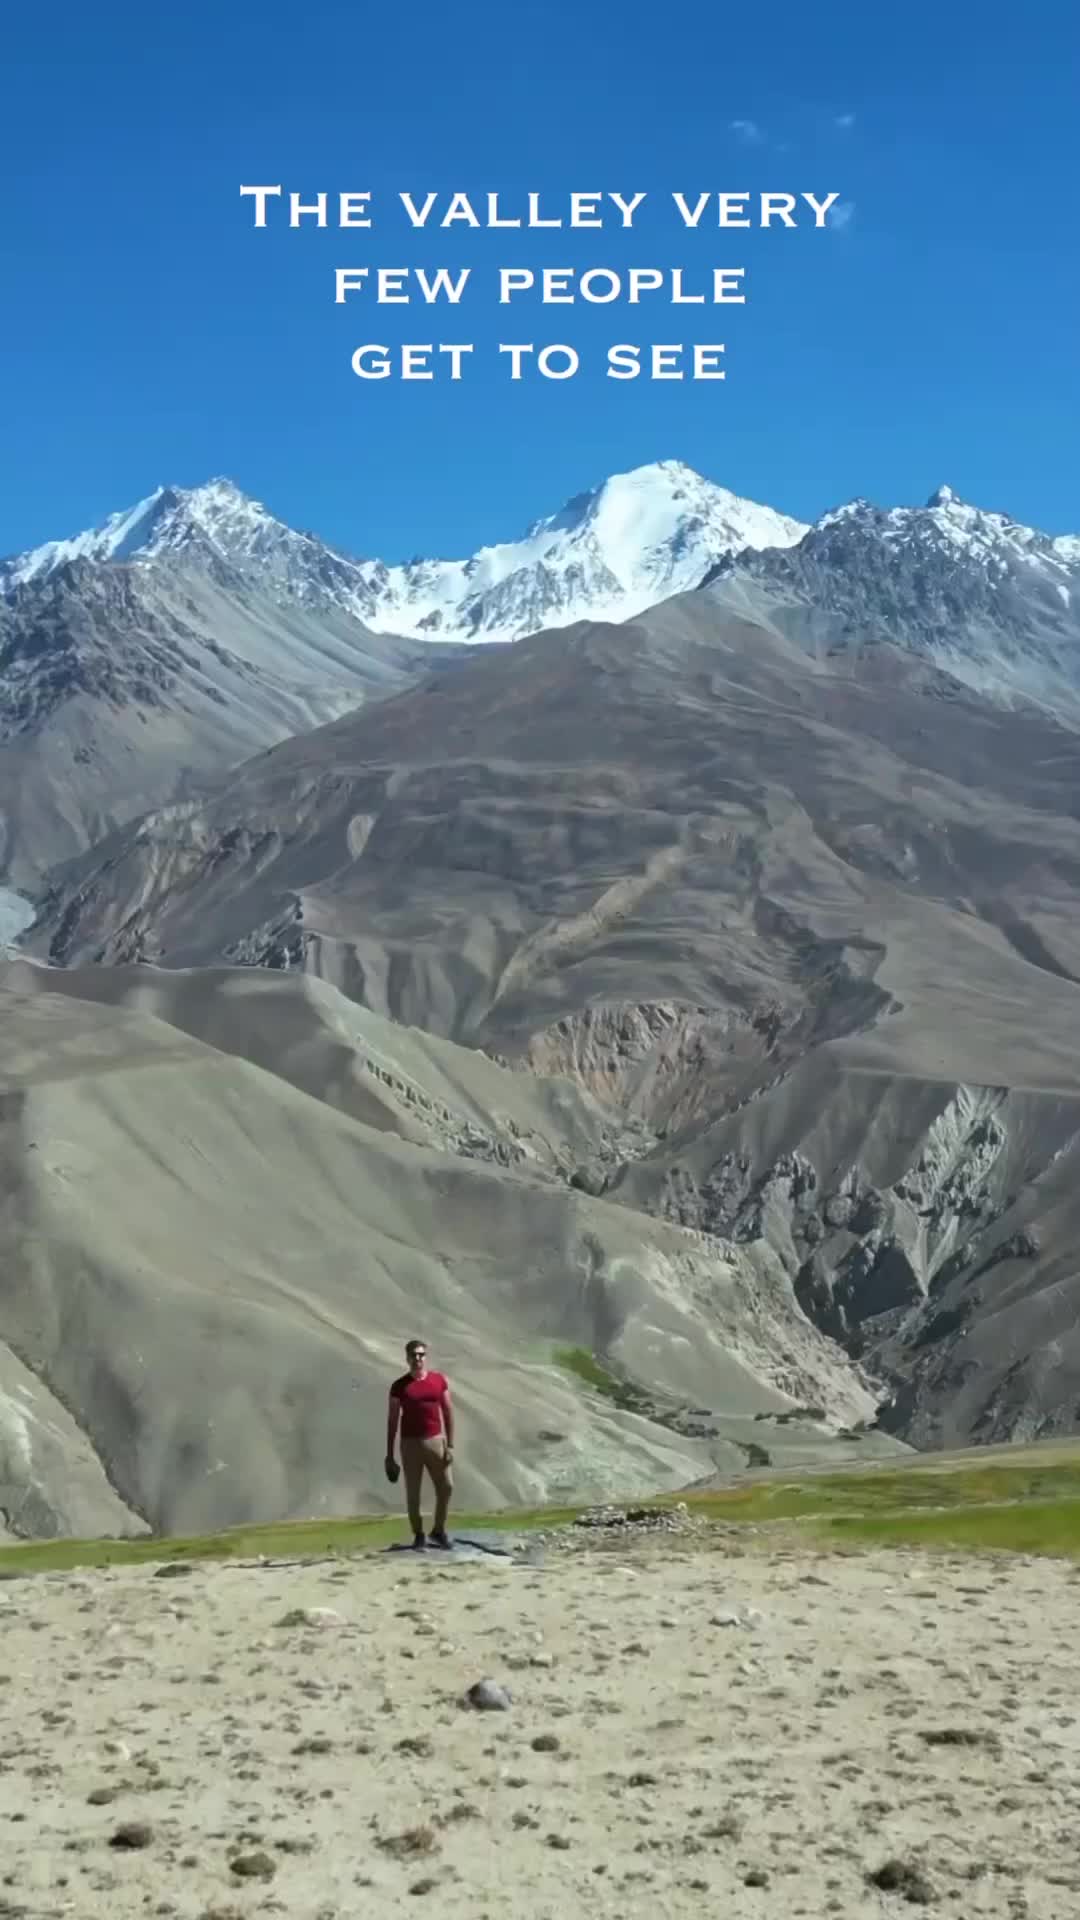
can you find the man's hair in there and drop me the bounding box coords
[405,1338,426,1356]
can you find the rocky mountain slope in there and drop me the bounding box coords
[706,484,1080,719]
[0,959,886,1539]
[21,584,1080,1456]
[0,523,444,887]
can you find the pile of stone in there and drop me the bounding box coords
[573,1501,696,1535]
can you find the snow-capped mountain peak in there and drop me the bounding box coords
[156,477,280,555]
[810,486,1075,573]
[348,459,808,640]
[0,478,283,590]
[922,488,1080,571]
[532,458,801,584]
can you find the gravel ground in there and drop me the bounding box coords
[1,1532,1078,1917]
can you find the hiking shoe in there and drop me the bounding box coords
[411,1532,427,1550]
[429,1530,452,1550]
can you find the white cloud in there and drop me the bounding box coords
[730,119,764,145]
[834,112,856,130]
[831,199,856,230]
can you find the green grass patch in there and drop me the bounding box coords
[685,1457,1080,1526]
[6,1444,1080,1577]
[552,1345,672,1422]
[680,1456,1080,1559]
[820,1496,1080,1558]
[553,1344,623,1398]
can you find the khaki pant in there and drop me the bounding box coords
[400,1435,453,1535]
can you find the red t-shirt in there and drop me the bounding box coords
[391,1370,449,1440]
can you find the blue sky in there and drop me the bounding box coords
[2,0,1077,560]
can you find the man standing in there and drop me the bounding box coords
[385,1339,455,1549]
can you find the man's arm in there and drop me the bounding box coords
[386,1391,401,1464]
[440,1384,454,1456]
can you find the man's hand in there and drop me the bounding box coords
[444,1446,454,1465]
[384,1454,400,1484]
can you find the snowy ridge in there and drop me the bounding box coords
[1,462,807,645]
[820,485,1079,583]
[5,466,1080,714]
[3,489,174,583]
